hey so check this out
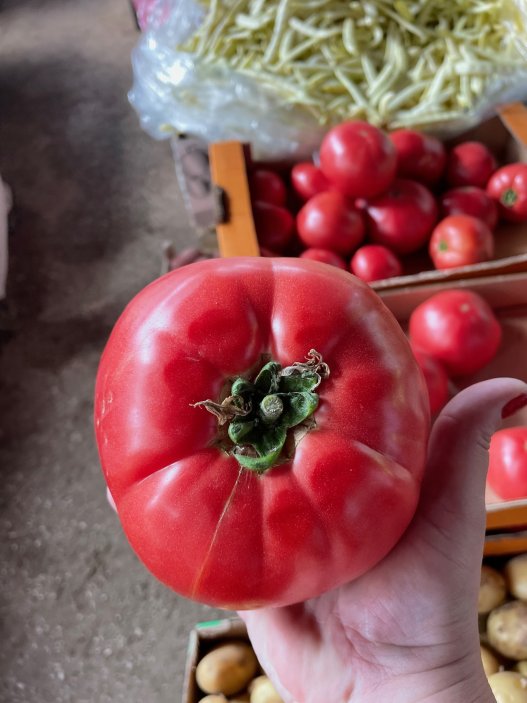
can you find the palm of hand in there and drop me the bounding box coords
[240,380,527,703]
[243,510,483,703]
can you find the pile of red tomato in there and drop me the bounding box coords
[249,120,527,282]
[404,289,526,502]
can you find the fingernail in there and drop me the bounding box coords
[502,394,527,419]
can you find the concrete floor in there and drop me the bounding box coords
[0,2,226,701]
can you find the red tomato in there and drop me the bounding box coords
[95,258,429,608]
[410,345,450,415]
[253,202,294,252]
[366,179,438,254]
[408,289,502,376]
[486,163,527,223]
[429,215,494,270]
[249,169,287,207]
[319,121,397,199]
[350,245,402,282]
[488,427,527,500]
[291,163,331,201]
[439,186,498,230]
[260,248,280,258]
[297,191,365,255]
[446,141,497,189]
[390,129,446,186]
[299,248,347,269]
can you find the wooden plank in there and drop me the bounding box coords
[484,532,527,557]
[486,501,527,531]
[498,102,527,148]
[209,142,260,258]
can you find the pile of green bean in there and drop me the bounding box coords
[178,0,526,129]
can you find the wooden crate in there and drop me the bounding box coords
[209,103,527,287]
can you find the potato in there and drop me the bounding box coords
[196,643,259,696]
[200,697,228,703]
[507,556,527,601]
[479,565,507,614]
[488,601,527,660]
[515,662,527,676]
[249,676,283,703]
[481,645,500,677]
[488,671,527,703]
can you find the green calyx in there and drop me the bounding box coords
[193,350,330,474]
[501,188,518,207]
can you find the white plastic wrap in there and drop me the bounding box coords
[129,0,527,160]
[129,0,325,160]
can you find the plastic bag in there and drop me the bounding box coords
[129,0,326,160]
[129,0,527,161]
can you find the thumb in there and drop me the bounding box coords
[416,378,527,541]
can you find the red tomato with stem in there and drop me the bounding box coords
[366,179,438,254]
[390,129,446,186]
[439,186,498,230]
[429,215,494,270]
[299,248,347,270]
[350,245,402,282]
[95,258,429,608]
[410,345,450,415]
[488,427,527,500]
[486,163,527,223]
[320,121,397,199]
[297,191,365,255]
[253,202,294,252]
[291,163,331,201]
[409,289,502,376]
[446,142,497,189]
[250,169,287,207]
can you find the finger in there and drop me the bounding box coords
[238,606,310,703]
[239,601,354,703]
[416,377,527,538]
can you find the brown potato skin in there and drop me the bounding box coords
[249,676,283,703]
[507,556,527,601]
[488,671,527,703]
[488,601,527,660]
[196,643,259,696]
[481,645,500,677]
[479,565,507,614]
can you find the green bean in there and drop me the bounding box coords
[178,0,525,130]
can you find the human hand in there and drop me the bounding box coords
[239,378,527,703]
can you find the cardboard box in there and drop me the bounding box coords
[209,103,527,287]
[182,618,250,703]
[379,271,527,548]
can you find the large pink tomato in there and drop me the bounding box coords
[95,258,429,609]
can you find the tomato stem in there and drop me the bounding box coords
[193,350,329,473]
[501,188,518,207]
[260,394,284,423]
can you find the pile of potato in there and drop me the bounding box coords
[196,641,283,703]
[480,554,527,702]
